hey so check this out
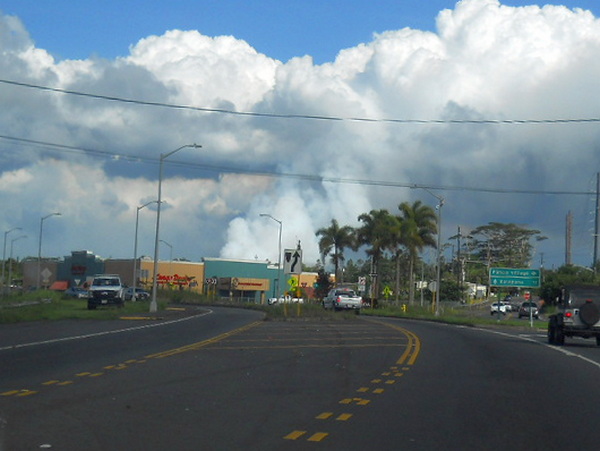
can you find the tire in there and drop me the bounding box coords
[579,302,600,326]
[555,326,565,346]
[87,303,96,310]
[548,320,556,345]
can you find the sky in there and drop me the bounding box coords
[1,0,600,273]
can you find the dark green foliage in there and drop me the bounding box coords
[540,265,599,305]
[314,268,333,300]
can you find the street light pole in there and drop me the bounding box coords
[159,239,173,272]
[133,200,158,301]
[260,214,282,300]
[37,212,61,290]
[2,227,21,293]
[412,186,444,316]
[150,144,201,312]
[9,235,26,293]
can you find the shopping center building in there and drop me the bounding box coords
[22,250,319,303]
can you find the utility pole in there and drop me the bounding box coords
[565,211,572,266]
[457,226,463,302]
[594,172,599,271]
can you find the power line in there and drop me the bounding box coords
[2,78,600,125]
[0,133,595,196]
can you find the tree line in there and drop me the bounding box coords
[314,203,547,303]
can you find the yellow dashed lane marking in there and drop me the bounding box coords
[281,320,421,445]
[336,413,352,421]
[1,390,21,396]
[284,430,306,440]
[16,390,37,397]
[3,389,37,397]
[339,397,371,406]
[308,432,329,442]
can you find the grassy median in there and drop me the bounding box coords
[0,289,547,330]
[0,290,164,323]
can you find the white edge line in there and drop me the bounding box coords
[0,309,213,352]
[478,326,600,370]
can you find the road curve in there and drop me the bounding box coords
[2,309,600,450]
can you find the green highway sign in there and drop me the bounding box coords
[489,267,540,288]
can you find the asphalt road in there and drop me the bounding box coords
[2,307,600,450]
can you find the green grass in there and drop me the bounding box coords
[0,290,165,323]
[360,303,548,329]
[0,289,548,330]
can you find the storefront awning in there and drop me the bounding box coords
[50,280,69,291]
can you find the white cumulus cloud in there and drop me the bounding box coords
[1,0,600,269]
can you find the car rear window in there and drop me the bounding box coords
[336,290,356,296]
[95,278,119,286]
[569,288,600,304]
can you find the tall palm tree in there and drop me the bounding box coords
[397,201,437,305]
[356,209,396,301]
[316,219,355,285]
[387,214,405,303]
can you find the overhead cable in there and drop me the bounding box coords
[1,78,599,125]
[0,134,594,196]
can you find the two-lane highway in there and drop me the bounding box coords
[2,308,600,450]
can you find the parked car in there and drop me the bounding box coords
[64,287,88,299]
[518,301,539,319]
[268,297,304,305]
[124,287,150,301]
[490,302,509,315]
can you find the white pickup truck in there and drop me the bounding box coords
[87,274,124,310]
[323,288,363,312]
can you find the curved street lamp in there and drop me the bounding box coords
[159,239,173,272]
[37,212,61,289]
[2,227,21,293]
[132,200,159,301]
[150,144,201,312]
[9,235,27,293]
[260,213,283,301]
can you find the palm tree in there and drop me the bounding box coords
[316,219,355,285]
[387,214,405,303]
[397,201,437,305]
[356,209,396,301]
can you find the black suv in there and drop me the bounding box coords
[548,285,600,346]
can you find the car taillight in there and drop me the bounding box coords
[565,311,573,318]
[336,297,341,303]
